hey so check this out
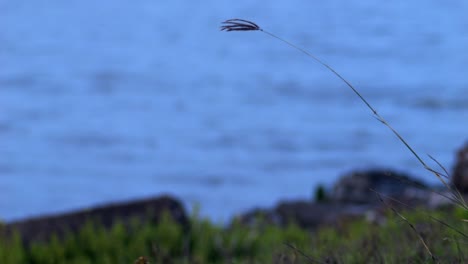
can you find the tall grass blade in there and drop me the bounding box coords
[220,18,468,210]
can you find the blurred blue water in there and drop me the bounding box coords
[1,0,467,222]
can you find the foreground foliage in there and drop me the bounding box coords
[0,207,467,263]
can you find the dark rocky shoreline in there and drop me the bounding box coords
[2,195,189,245]
[2,142,467,245]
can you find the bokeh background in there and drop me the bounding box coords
[1,0,467,222]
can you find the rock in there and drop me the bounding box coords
[332,169,428,204]
[236,200,375,229]
[236,169,434,229]
[2,195,188,244]
[452,142,468,194]
[234,208,283,227]
[274,201,373,228]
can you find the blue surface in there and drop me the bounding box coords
[1,0,467,222]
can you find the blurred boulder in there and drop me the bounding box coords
[332,169,428,204]
[236,200,374,229]
[236,169,432,229]
[3,195,188,244]
[452,142,468,194]
[273,201,372,228]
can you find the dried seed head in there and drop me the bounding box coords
[220,19,261,32]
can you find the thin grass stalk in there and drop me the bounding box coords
[428,154,450,179]
[220,19,467,210]
[371,189,468,239]
[442,237,468,245]
[453,236,465,264]
[426,154,466,206]
[284,243,324,264]
[375,193,438,262]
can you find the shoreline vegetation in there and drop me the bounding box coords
[1,150,467,262]
[1,19,467,262]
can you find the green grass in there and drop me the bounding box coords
[0,207,467,263]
